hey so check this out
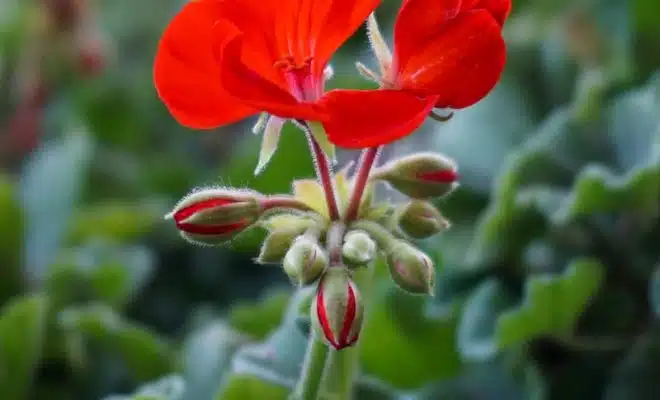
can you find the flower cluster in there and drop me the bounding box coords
[155,0,509,355]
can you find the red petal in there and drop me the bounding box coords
[313,0,381,73]
[217,33,325,121]
[462,0,512,26]
[320,90,437,148]
[154,0,256,128]
[393,0,461,73]
[397,10,506,109]
[215,0,285,86]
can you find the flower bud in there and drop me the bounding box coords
[396,200,450,239]
[257,217,316,265]
[342,230,377,267]
[386,241,435,295]
[165,188,262,246]
[371,152,459,199]
[312,267,363,350]
[282,236,328,286]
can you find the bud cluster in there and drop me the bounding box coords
[164,152,456,351]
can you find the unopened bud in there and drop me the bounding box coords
[165,188,262,246]
[372,152,459,199]
[312,267,363,350]
[342,230,377,267]
[257,217,316,264]
[282,236,328,286]
[386,241,435,295]
[396,200,450,239]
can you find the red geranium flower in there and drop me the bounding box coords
[154,0,380,130]
[320,0,511,148]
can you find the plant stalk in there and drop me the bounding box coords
[345,147,381,222]
[291,334,330,400]
[304,128,341,221]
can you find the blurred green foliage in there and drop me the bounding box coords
[0,0,659,399]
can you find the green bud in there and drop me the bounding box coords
[396,200,450,239]
[311,267,363,350]
[371,152,459,199]
[283,236,328,286]
[342,230,377,267]
[386,241,435,295]
[257,217,317,264]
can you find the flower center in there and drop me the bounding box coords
[274,56,318,102]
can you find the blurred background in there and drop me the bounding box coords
[0,0,659,399]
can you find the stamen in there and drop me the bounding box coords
[274,56,315,101]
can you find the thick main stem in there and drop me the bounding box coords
[305,129,341,221]
[291,335,330,400]
[345,147,381,222]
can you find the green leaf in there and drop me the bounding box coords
[604,325,660,400]
[553,160,660,224]
[0,174,23,302]
[458,259,604,361]
[217,288,314,399]
[182,323,249,400]
[650,265,660,318]
[46,242,154,309]
[218,376,289,400]
[413,362,526,400]
[67,200,164,245]
[104,375,186,400]
[20,132,93,284]
[0,294,48,399]
[360,283,461,389]
[58,304,174,381]
[228,289,290,340]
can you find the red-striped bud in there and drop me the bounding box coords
[312,268,363,350]
[166,188,262,246]
[371,152,459,199]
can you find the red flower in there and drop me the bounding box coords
[154,0,380,130]
[320,0,511,148]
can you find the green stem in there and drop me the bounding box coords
[318,348,359,400]
[291,335,330,400]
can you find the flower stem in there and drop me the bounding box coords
[318,348,359,400]
[291,334,330,400]
[345,147,381,222]
[262,196,315,212]
[304,127,341,221]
